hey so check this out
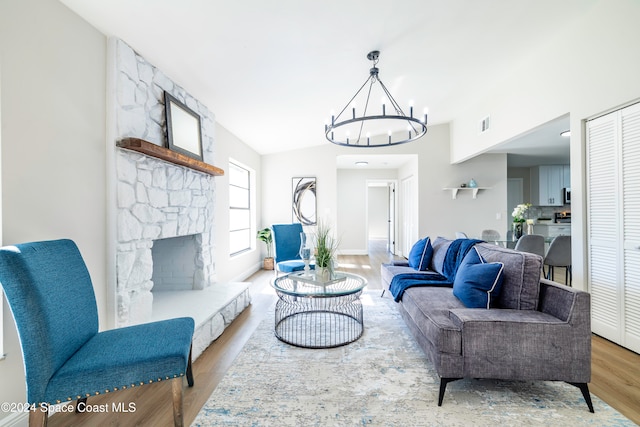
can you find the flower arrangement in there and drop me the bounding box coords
[512,203,531,223]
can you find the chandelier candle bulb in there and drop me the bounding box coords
[410,106,414,118]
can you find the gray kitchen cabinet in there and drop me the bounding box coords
[531,165,565,206]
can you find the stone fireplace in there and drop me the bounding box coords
[113,38,250,358]
[115,148,216,326]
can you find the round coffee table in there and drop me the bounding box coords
[271,271,367,348]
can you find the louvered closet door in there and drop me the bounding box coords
[587,112,621,342]
[587,102,640,353]
[621,103,640,351]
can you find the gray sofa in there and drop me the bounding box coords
[381,237,593,411]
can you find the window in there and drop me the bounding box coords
[229,160,254,256]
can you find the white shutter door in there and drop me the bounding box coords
[587,112,621,341]
[621,103,640,352]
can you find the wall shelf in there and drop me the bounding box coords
[117,137,224,177]
[443,187,490,199]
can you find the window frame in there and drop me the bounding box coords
[228,159,255,257]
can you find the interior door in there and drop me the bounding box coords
[507,178,524,223]
[388,182,396,254]
[400,176,417,258]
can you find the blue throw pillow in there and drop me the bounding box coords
[453,247,505,308]
[408,237,433,271]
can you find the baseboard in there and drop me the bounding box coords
[229,262,263,283]
[338,249,368,256]
[0,411,27,427]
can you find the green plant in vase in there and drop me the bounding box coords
[256,228,274,270]
[314,220,339,280]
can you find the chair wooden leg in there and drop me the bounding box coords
[75,397,87,413]
[29,405,48,427]
[171,377,184,427]
[186,346,194,387]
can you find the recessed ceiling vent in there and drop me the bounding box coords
[479,115,491,134]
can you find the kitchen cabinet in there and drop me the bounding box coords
[563,165,571,188]
[531,165,565,206]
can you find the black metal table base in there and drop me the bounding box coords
[274,292,363,348]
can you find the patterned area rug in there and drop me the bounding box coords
[193,292,633,426]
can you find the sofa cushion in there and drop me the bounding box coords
[400,287,463,355]
[430,237,453,276]
[408,237,433,271]
[475,243,542,310]
[453,247,505,309]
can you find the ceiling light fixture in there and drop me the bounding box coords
[560,130,571,137]
[355,161,369,166]
[325,50,428,147]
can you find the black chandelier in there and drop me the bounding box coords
[325,50,428,147]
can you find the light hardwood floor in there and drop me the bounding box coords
[50,239,640,426]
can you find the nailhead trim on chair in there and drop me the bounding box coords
[52,372,185,405]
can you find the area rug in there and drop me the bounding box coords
[192,292,633,426]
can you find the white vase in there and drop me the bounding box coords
[316,266,331,282]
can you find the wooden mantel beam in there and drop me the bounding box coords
[117,138,224,177]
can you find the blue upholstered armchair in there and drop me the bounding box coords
[272,223,314,274]
[0,239,195,426]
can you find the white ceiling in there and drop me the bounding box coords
[59,0,591,159]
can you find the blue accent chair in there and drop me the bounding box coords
[272,223,314,274]
[0,239,195,426]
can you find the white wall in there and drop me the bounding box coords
[214,124,263,282]
[0,0,107,422]
[368,186,389,240]
[262,123,507,257]
[449,0,640,291]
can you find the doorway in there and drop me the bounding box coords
[367,180,397,255]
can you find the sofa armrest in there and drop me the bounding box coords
[449,305,591,382]
[538,278,591,326]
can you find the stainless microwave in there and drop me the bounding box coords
[563,188,571,204]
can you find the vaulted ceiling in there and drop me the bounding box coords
[60,0,594,157]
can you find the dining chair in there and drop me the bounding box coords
[0,239,194,427]
[514,234,545,258]
[272,223,314,274]
[481,229,501,241]
[544,235,572,286]
[455,232,468,239]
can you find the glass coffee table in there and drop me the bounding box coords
[271,271,367,348]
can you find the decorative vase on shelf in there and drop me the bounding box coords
[468,178,478,188]
[513,222,524,240]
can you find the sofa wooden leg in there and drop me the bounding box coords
[172,377,184,427]
[29,405,48,427]
[438,378,461,406]
[567,382,594,413]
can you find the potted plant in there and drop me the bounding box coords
[256,228,274,270]
[314,220,339,280]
